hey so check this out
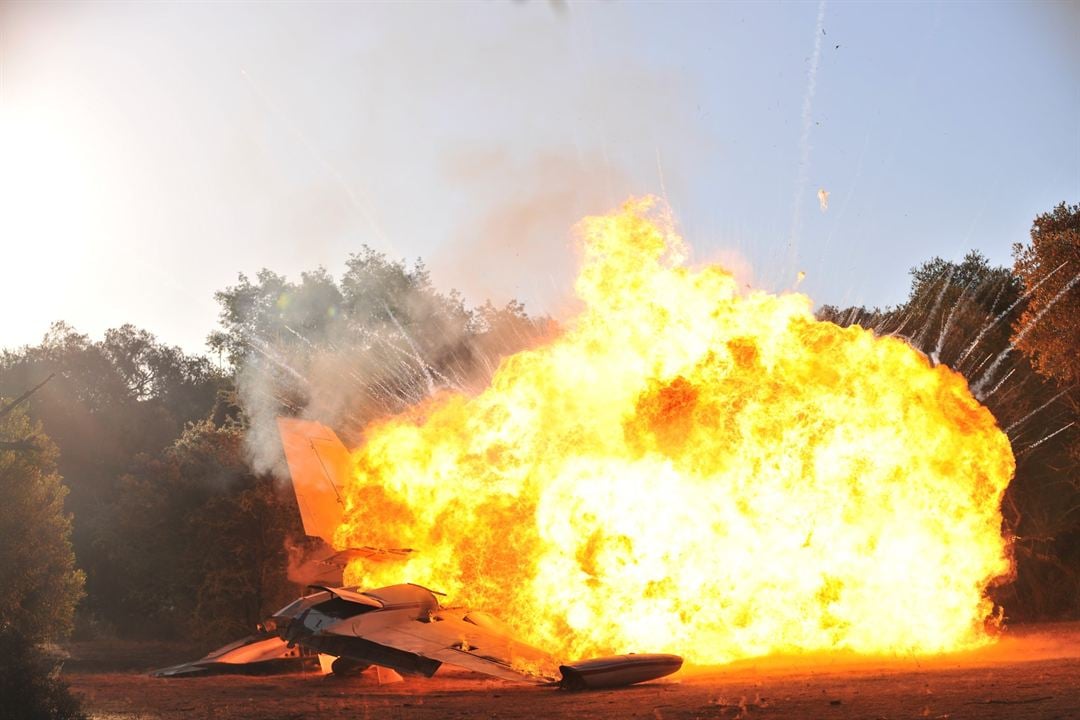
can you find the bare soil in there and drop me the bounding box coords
[64,623,1080,720]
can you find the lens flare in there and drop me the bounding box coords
[336,197,1013,664]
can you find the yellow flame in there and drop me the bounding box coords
[336,197,1013,664]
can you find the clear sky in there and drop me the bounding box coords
[1,1,1078,354]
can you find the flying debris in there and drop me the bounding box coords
[153,419,683,690]
[817,188,830,212]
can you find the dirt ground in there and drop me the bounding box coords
[64,622,1080,720]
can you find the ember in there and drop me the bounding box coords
[335,197,1014,665]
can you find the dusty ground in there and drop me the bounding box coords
[64,623,1080,720]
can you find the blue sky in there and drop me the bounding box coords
[2,1,1077,353]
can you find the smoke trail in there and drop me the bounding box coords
[955,261,1067,367]
[1016,421,1076,458]
[915,268,954,353]
[1004,388,1070,438]
[787,0,827,257]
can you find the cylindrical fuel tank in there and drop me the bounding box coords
[558,653,683,689]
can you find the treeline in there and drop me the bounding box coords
[1,206,1077,667]
[1,248,551,649]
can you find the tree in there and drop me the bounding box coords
[0,629,86,720]
[106,420,303,643]
[1013,202,1080,387]
[1007,202,1080,620]
[188,465,301,644]
[0,404,84,642]
[0,323,223,631]
[0,402,87,720]
[209,248,552,472]
[908,250,1022,307]
[101,324,219,420]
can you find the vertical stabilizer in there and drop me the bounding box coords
[276,418,350,544]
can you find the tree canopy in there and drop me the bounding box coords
[0,403,84,643]
[209,247,553,474]
[0,324,223,632]
[1013,202,1080,387]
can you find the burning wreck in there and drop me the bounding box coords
[155,418,683,689]
[158,197,1014,685]
[324,199,1014,666]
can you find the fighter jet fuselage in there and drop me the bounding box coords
[268,582,683,689]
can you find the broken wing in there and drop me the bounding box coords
[360,608,560,684]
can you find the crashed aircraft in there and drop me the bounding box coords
[153,418,682,690]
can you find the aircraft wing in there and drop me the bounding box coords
[272,584,558,683]
[354,608,560,683]
[151,632,319,678]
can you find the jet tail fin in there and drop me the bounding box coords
[276,418,350,544]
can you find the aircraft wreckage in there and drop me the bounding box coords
[154,419,683,690]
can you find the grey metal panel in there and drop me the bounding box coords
[361,611,559,683]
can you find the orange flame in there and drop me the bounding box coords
[336,197,1013,664]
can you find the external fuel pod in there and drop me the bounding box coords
[558,653,683,690]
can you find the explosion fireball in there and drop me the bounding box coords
[335,197,1014,664]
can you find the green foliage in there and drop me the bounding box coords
[0,405,87,720]
[101,325,219,419]
[1013,202,1080,387]
[105,420,302,643]
[1007,202,1080,619]
[907,250,1022,307]
[0,245,550,644]
[0,406,84,643]
[208,248,553,472]
[0,324,224,633]
[188,464,300,643]
[0,628,86,720]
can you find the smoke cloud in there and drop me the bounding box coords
[229,254,554,476]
